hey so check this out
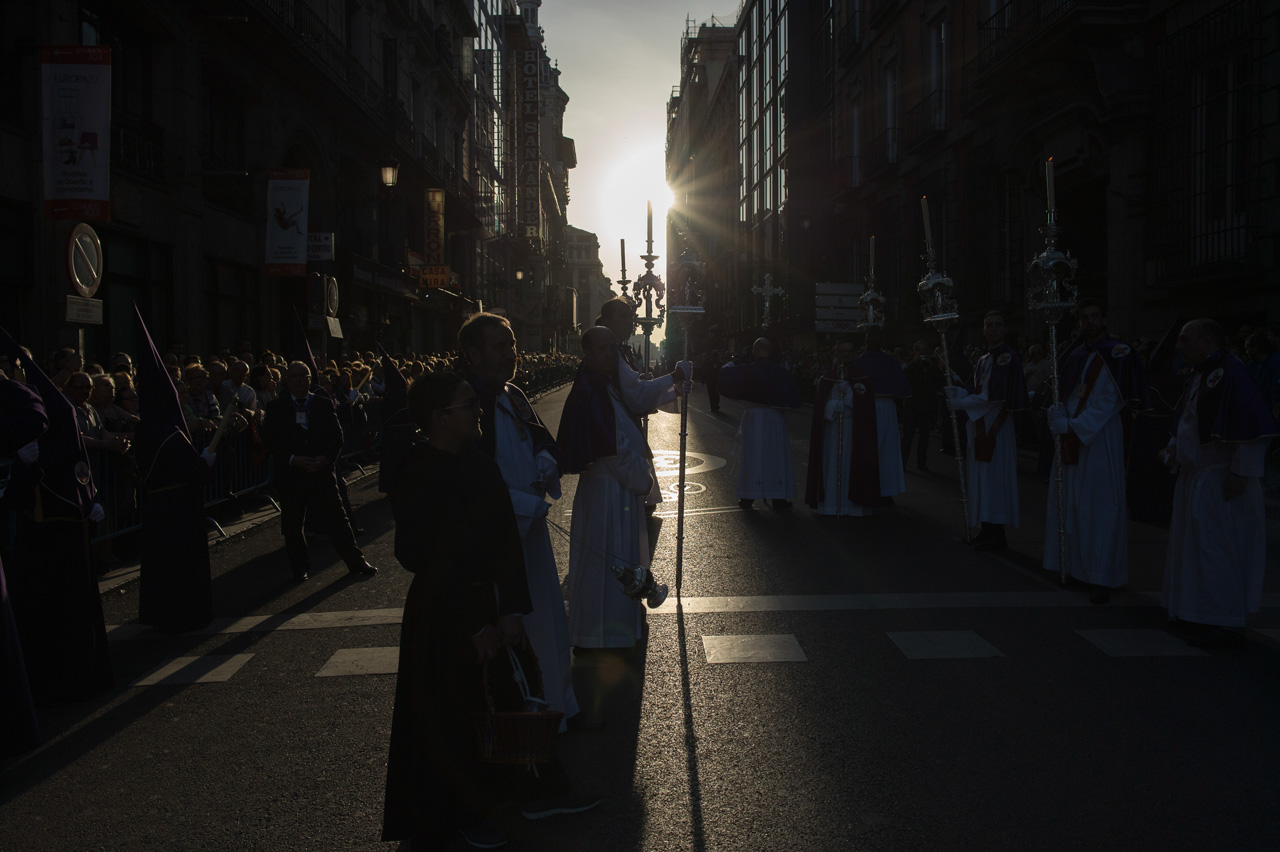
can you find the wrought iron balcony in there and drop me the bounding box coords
[972,0,1146,81]
[903,90,949,152]
[112,108,164,183]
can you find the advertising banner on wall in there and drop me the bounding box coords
[517,49,541,251]
[41,46,112,221]
[265,168,310,275]
[425,188,445,266]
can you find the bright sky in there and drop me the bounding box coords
[538,1,737,347]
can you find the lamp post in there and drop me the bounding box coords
[1026,158,1078,585]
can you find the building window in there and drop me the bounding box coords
[205,259,260,352]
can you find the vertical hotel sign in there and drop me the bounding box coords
[41,46,112,221]
[422,188,447,289]
[518,48,541,251]
[265,168,310,275]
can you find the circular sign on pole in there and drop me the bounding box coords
[324,275,340,317]
[66,223,104,298]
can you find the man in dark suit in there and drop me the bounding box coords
[262,361,376,581]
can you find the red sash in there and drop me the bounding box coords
[973,408,1009,462]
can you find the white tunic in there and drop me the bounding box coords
[954,358,1020,527]
[491,389,579,728]
[816,380,873,516]
[1042,355,1129,587]
[616,352,677,507]
[736,406,796,500]
[567,387,652,648]
[1161,374,1269,627]
[874,397,905,497]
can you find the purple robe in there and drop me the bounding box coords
[968,342,1028,410]
[855,350,912,398]
[1173,351,1279,444]
[718,359,803,408]
[1059,335,1150,408]
[556,365,620,475]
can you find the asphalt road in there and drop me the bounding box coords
[2,381,1277,852]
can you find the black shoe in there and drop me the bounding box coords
[346,559,378,576]
[292,569,310,582]
[771,499,792,510]
[1088,584,1111,605]
[458,819,508,848]
[739,498,754,510]
[970,535,1007,553]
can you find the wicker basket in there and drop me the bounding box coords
[472,647,563,765]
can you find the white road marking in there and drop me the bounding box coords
[1075,629,1210,657]
[703,634,807,663]
[888,631,1003,659]
[315,647,399,677]
[131,654,255,686]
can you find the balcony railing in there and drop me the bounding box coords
[112,108,164,183]
[973,0,1145,79]
[903,90,948,152]
[865,127,898,177]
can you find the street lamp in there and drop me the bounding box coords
[380,158,400,189]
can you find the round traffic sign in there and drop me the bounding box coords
[324,275,340,317]
[66,223,103,298]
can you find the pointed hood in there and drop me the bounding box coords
[0,322,95,514]
[133,303,190,441]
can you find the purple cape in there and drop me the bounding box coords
[854,350,912,398]
[555,365,618,475]
[968,342,1027,410]
[0,323,95,517]
[1174,350,1279,444]
[1059,335,1150,408]
[718,359,803,408]
[805,368,881,508]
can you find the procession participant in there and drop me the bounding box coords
[597,297,689,511]
[134,307,217,632]
[856,330,913,502]
[0,368,46,754]
[261,361,376,582]
[460,312,580,730]
[702,349,723,413]
[902,340,944,472]
[557,327,668,653]
[945,311,1028,551]
[1044,298,1150,603]
[1161,319,1277,647]
[805,340,880,516]
[719,337,803,509]
[1,325,112,706]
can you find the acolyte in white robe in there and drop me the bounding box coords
[874,397,905,497]
[567,386,652,648]
[1161,375,1269,627]
[616,352,677,507]
[951,359,1020,527]
[491,389,579,728]
[817,381,873,516]
[1042,355,1129,587]
[737,406,796,500]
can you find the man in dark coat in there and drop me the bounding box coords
[134,306,216,632]
[902,340,944,471]
[261,361,376,581]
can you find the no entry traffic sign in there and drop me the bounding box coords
[66,223,103,298]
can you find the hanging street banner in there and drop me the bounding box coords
[42,46,112,221]
[265,168,310,275]
[517,48,541,251]
[425,189,445,266]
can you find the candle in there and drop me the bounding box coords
[921,196,933,249]
[1046,157,1055,216]
[647,200,653,245]
[620,238,626,272]
[869,235,876,274]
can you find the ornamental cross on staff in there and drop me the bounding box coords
[751,274,783,328]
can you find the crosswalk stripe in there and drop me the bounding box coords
[702,634,807,663]
[888,630,1003,659]
[1076,629,1211,657]
[131,654,255,686]
[315,647,399,677]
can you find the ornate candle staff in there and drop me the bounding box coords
[628,203,666,437]
[1026,158,1078,585]
[915,197,971,542]
[669,251,705,597]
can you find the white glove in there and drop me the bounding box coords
[677,360,694,383]
[535,449,561,500]
[89,503,105,523]
[944,386,969,411]
[17,441,38,464]
[200,448,217,467]
[1047,403,1070,436]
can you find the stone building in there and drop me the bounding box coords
[0,0,577,362]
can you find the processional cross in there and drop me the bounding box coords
[751,274,784,328]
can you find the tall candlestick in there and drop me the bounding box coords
[1046,157,1055,219]
[869,235,876,274]
[621,238,626,271]
[647,200,653,246]
[921,196,933,250]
